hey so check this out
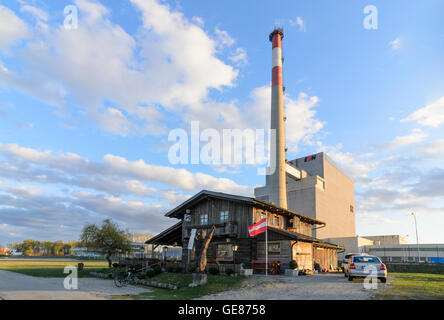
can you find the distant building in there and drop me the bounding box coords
[323,236,374,261]
[255,152,356,239]
[326,235,444,264]
[364,243,444,263]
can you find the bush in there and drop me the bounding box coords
[112,263,119,268]
[138,274,146,280]
[225,268,234,276]
[154,266,162,275]
[208,267,219,275]
[146,269,156,278]
[167,266,175,273]
[174,266,183,273]
[289,260,298,270]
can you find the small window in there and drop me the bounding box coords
[216,244,233,259]
[350,205,354,213]
[268,242,280,255]
[200,214,208,225]
[220,211,229,223]
[274,215,280,226]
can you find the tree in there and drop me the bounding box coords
[80,219,132,268]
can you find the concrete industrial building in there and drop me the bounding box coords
[255,152,356,239]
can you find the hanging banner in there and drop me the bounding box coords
[188,229,197,250]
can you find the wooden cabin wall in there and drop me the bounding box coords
[313,247,338,270]
[256,240,292,270]
[292,241,313,270]
[183,198,253,240]
[253,208,285,229]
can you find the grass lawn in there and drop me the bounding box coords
[0,259,110,278]
[118,273,246,300]
[373,273,444,300]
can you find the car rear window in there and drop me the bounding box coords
[353,256,380,263]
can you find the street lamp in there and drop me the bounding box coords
[411,213,420,263]
[232,244,239,273]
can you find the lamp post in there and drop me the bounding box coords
[232,244,239,274]
[411,213,420,263]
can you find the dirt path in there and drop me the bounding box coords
[0,270,151,300]
[198,273,385,300]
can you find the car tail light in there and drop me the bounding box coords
[349,263,356,270]
[380,264,386,271]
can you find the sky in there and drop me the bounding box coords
[0,0,443,246]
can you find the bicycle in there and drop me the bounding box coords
[113,269,136,287]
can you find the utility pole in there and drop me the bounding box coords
[411,213,420,263]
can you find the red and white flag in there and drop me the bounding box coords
[248,218,267,237]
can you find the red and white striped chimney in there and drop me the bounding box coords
[268,28,287,209]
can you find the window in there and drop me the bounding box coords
[350,205,354,213]
[268,242,280,255]
[200,213,208,225]
[216,244,233,259]
[220,211,229,223]
[273,215,280,226]
[260,213,267,221]
[353,256,381,263]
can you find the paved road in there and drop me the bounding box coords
[0,270,151,300]
[198,273,385,300]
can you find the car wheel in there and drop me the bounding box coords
[379,277,387,283]
[348,275,353,281]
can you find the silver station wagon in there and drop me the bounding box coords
[344,255,387,283]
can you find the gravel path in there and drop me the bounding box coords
[198,273,384,300]
[0,270,151,300]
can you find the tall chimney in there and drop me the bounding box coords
[269,28,287,209]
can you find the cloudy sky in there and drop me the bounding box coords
[0,0,443,246]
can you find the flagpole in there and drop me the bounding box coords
[265,216,268,277]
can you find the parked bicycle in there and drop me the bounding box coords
[113,269,136,287]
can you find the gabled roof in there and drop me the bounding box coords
[165,190,325,225]
[145,221,182,246]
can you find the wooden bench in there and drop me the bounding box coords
[251,260,281,275]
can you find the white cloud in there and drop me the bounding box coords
[418,139,444,158]
[389,37,401,50]
[229,48,248,66]
[20,5,48,22]
[379,128,428,151]
[0,5,28,50]
[401,96,444,128]
[289,16,306,32]
[0,142,253,197]
[214,27,235,48]
[0,0,239,136]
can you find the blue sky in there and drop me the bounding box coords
[0,0,443,246]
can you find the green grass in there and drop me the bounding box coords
[373,273,444,300]
[119,273,246,300]
[0,259,110,278]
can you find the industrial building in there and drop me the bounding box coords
[255,152,356,239]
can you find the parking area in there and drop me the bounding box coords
[198,273,387,300]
